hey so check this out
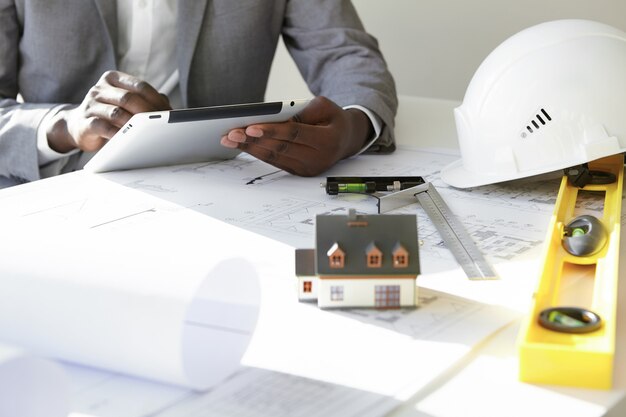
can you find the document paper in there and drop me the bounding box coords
[0,343,69,417]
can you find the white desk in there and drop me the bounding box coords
[0,96,624,417]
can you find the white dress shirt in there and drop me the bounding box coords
[116,0,180,104]
[37,0,380,175]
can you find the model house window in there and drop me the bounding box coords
[368,254,381,267]
[303,281,312,293]
[330,255,343,268]
[330,285,344,301]
[326,242,345,268]
[365,242,382,268]
[375,285,401,308]
[394,254,407,267]
[392,243,409,268]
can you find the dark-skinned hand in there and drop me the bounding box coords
[45,70,171,153]
[220,96,374,176]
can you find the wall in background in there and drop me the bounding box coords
[265,0,626,102]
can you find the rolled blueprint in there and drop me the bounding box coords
[0,180,269,390]
[0,344,69,417]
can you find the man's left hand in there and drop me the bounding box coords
[220,96,373,176]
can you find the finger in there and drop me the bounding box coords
[237,141,312,176]
[220,134,239,149]
[221,127,273,148]
[243,122,326,153]
[84,101,133,129]
[72,116,118,152]
[223,127,314,157]
[98,71,171,110]
[226,128,247,143]
[102,71,167,107]
[241,136,297,156]
[237,134,328,176]
[83,116,119,140]
[89,84,160,115]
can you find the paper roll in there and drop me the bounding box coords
[182,258,261,389]
[0,208,262,390]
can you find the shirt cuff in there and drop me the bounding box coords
[37,105,79,166]
[343,105,382,155]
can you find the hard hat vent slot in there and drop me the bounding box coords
[525,109,552,134]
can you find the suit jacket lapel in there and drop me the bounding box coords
[177,0,209,106]
[93,0,118,57]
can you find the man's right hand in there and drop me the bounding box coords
[45,70,171,153]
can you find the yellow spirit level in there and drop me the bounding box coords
[518,154,623,389]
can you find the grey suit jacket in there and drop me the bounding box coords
[0,0,397,183]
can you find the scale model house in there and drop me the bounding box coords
[296,209,420,309]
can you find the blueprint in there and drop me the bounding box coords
[0,146,560,271]
[76,145,563,276]
[0,145,576,417]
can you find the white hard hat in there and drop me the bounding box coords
[440,19,626,188]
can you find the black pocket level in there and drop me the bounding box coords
[324,176,425,195]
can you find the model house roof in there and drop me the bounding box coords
[315,210,420,276]
[295,248,316,276]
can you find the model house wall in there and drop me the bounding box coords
[316,278,416,309]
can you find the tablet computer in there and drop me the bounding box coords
[84,99,310,173]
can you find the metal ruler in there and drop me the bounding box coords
[324,175,497,280]
[414,183,498,280]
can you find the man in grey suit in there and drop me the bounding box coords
[0,0,397,187]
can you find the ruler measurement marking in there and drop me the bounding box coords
[416,184,497,280]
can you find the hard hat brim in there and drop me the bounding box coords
[440,158,513,188]
[441,157,567,188]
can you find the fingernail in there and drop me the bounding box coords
[246,127,263,137]
[220,136,238,148]
[229,131,247,142]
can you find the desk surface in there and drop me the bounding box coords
[390,96,626,417]
[0,96,624,417]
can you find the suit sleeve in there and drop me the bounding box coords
[0,0,57,182]
[281,0,398,153]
